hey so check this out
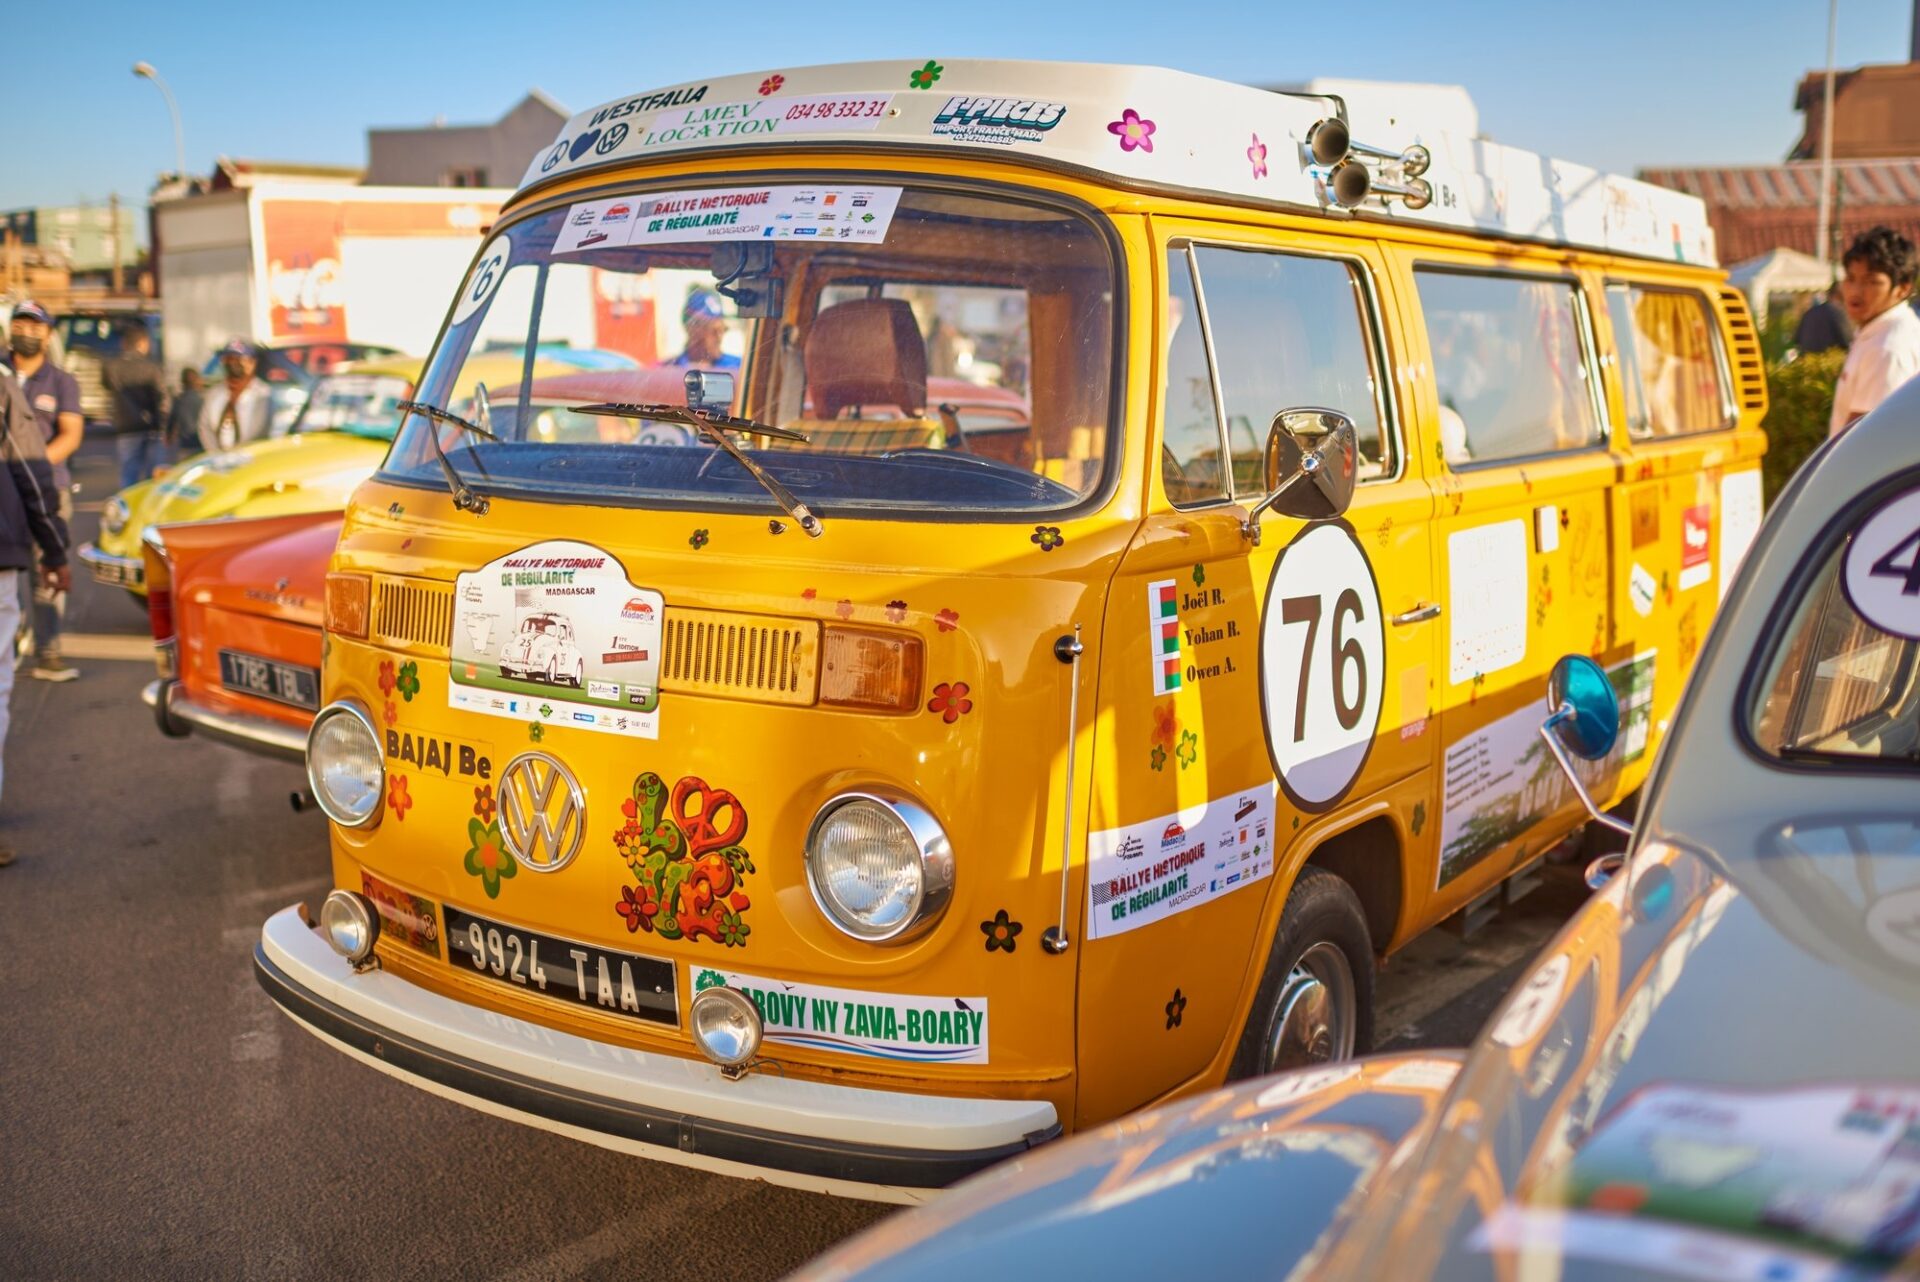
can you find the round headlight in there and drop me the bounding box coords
[804,794,953,943]
[320,889,378,964]
[306,701,385,828]
[689,986,763,1070]
[102,496,130,536]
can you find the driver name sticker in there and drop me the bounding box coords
[1261,522,1386,812]
[451,233,509,325]
[1085,785,1277,940]
[554,185,902,255]
[1843,487,1920,639]
[448,541,663,740]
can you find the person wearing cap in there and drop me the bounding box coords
[197,339,271,453]
[4,302,83,683]
[0,359,71,864]
[668,289,740,371]
[104,318,170,488]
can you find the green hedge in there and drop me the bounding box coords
[1761,350,1844,503]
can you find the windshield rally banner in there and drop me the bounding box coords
[448,540,664,740]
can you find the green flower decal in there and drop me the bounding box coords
[719,909,751,947]
[1192,563,1206,587]
[689,528,710,550]
[464,818,516,899]
[909,60,944,89]
[1150,743,1168,772]
[529,723,545,742]
[1176,728,1199,770]
[396,660,421,702]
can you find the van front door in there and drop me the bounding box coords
[1074,227,1435,1125]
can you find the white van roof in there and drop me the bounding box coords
[523,60,1715,267]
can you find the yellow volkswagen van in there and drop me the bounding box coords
[258,60,1767,1201]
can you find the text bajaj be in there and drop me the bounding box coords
[256,60,1766,1201]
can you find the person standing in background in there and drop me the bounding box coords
[1794,283,1853,355]
[1830,227,1920,437]
[166,366,203,456]
[4,302,82,683]
[104,319,169,487]
[0,362,70,865]
[197,339,271,453]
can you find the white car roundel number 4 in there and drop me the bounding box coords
[1260,523,1386,812]
[1845,487,1920,640]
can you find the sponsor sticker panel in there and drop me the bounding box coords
[1085,785,1277,940]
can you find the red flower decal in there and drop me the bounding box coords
[758,74,785,96]
[935,607,960,633]
[1151,702,1178,750]
[617,884,660,933]
[387,774,412,821]
[383,700,398,727]
[886,599,908,623]
[835,598,855,620]
[927,681,973,723]
[377,659,397,697]
[473,784,495,824]
[801,587,818,601]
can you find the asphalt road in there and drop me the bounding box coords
[0,442,1588,1282]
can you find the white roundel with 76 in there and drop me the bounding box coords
[1260,522,1385,811]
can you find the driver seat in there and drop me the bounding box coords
[779,298,945,454]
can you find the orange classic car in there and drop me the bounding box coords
[143,512,341,762]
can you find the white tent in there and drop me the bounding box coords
[1727,246,1834,324]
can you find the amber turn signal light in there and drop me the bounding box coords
[818,626,922,712]
[325,573,371,639]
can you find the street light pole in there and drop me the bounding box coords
[132,61,186,182]
[1815,0,1840,271]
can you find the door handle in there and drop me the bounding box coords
[1391,603,1442,626]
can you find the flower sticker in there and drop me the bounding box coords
[801,587,818,601]
[909,60,944,90]
[885,600,908,624]
[383,700,398,728]
[1151,702,1178,751]
[616,883,660,933]
[689,528,710,551]
[395,660,421,703]
[1176,728,1199,770]
[935,607,960,633]
[387,774,413,822]
[719,909,751,947]
[835,598,855,620]
[1150,743,1168,771]
[927,681,973,724]
[464,818,516,899]
[981,909,1022,954]
[1165,988,1187,1029]
[1248,132,1268,179]
[528,723,545,743]
[377,659,397,698]
[1108,109,1155,154]
[473,784,496,824]
[1031,525,1064,552]
[758,74,785,96]
[1192,563,1206,587]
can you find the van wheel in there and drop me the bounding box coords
[1230,866,1374,1080]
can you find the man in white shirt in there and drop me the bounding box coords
[1829,227,1920,437]
[197,338,272,453]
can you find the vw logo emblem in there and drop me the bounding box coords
[496,751,586,873]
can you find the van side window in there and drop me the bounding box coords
[1416,270,1603,466]
[1160,248,1229,506]
[1191,246,1391,486]
[1606,284,1734,438]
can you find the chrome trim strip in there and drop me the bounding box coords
[144,679,309,763]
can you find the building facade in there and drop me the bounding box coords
[364,92,568,189]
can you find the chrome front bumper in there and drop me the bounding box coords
[254,905,1059,1202]
[143,679,308,763]
[79,542,143,589]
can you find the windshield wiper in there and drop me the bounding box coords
[572,403,823,537]
[397,400,498,516]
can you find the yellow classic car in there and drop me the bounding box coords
[78,351,577,599]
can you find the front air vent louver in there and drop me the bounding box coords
[1720,287,1769,415]
[371,577,454,654]
[659,612,819,705]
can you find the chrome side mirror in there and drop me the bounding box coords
[1241,407,1358,543]
[472,382,493,437]
[1539,654,1633,837]
[684,368,735,413]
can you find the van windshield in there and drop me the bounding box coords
[386,178,1118,517]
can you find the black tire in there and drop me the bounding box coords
[1229,865,1376,1081]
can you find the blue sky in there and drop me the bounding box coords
[2,0,1913,223]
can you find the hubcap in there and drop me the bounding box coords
[1266,941,1356,1072]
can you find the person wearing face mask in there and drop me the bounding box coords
[197,338,271,454]
[4,302,83,683]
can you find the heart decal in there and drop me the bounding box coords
[568,128,602,161]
